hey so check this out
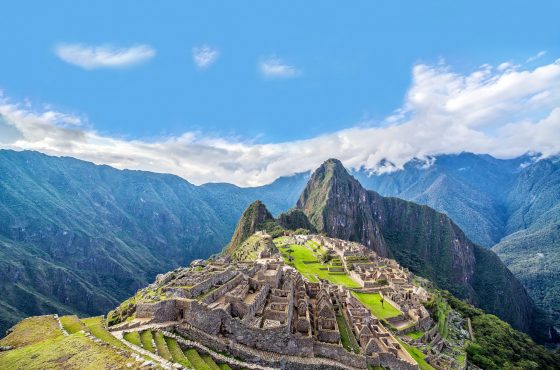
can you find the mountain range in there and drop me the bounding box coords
[0,149,558,343]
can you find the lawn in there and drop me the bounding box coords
[60,315,87,334]
[281,244,360,288]
[352,292,401,319]
[336,313,361,353]
[406,330,425,340]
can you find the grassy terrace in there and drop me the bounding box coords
[397,338,435,370]
[278,242,360,288]
[60,315,87,334]
[0,315,142,370]
[336,313,361,353]
[352,292,401,320]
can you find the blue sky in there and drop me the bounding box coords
[1,1,559,185]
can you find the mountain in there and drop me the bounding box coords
[297,158,545,341]
[492,157,560,329]
[225,200,274,254]
[0,150,305,334]
[352,153,560,331]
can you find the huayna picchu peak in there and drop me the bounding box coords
[296,159,545,341]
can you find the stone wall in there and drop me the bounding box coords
[225,318,314,357]
[312,342,367,369]
[184,268,237,298]
[136,299,178,321]
[183,300,229,335]
[201,273,244,305]
[378,352,419,370]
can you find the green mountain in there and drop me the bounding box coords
[0,150,306,334]
[353,153,560,331]
[225,200,274,254]
[297,158,547,341]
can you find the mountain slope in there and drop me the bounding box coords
[492,157,560,329]
[297,158,543,340]
[0,150,303,334]
[352,153,560,331]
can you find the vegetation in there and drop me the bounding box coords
[202,353,222,370]
[165,336,192,367]
[123,331,142,347]
[352,292,401,319]
[279,243,360,287]
[0,316,61,348]
[441,290,560,370]
[81,316,129,350]
[185,348,212,370]
[336,313,361,353]
[405,330,425,340]
[0,315,141,369]
[396,338,435,370]
[140,330,155,353]
[153,331,173,360]
[60,315,87,334]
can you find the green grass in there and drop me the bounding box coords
[0,316,61,348]
[0,329,141,370]
[352,292,401,319]
[202,353,221,370]
[218,364,233,370]
[165,336,192,367]
[280,244,360,288]
[185,348,212,370]
[153,331,172,361]
[123,331,142,347]
[81,316,129,350]
[59,315,87,334]
[336,314,361,353]
[397,338,435,370]
[405,330,425,340]
[140,330,155,353]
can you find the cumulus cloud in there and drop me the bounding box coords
[1,58,559,186]
[54,43,156,70]
[259,56,300,78]
[192,45,220,69]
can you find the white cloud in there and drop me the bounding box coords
[54,43,156,70]
[192,45,219,69]
[259,56,300,78]
[527,50,547,63]
[1,58,559,186]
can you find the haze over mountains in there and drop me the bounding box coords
[0,149,558,343]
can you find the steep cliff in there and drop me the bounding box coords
[297,159,539,339]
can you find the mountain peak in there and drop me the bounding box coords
[225,200,274,255]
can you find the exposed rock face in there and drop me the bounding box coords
[297,158,536,338]
[226,200,274,254]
